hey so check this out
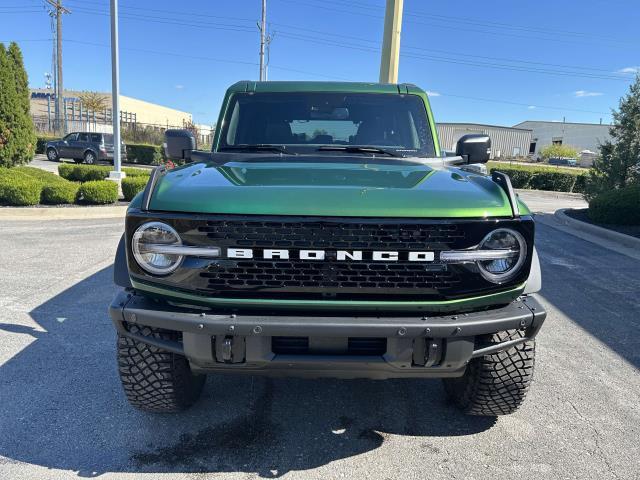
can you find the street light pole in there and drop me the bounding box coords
[109,0,124,182]
[379,0,404,84]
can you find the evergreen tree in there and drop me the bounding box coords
[0,42,36,167]
[587,76,640,199]
[0,43,14,166]
[6,42,36,166]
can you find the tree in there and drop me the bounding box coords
[78,91,108,112]
[0,42,36,167]
[539,144,578,160]
[586,76,640,199]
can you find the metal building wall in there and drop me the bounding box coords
[437,123,532,159]
[514,121,611,158]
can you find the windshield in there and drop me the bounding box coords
[219,92,436,157]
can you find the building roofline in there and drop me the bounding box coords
[514,120,612,127]
[437,122,532,132]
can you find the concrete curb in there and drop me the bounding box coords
[515,188,585,200]
[0,205,127,220]
[555,208,640,249]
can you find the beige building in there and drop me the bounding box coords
[30,89,192,133]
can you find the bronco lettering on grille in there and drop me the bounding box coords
[227,248,435,262]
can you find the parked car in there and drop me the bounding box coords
[548,157,577,167]
[45,132,127,164]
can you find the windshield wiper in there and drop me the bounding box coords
[219,144,295,154]
[317,145,403,157]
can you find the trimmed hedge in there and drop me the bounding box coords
[0,166,78,206]
[123,167,151,177]
[77,180,119,204]
[42,182,80,204]
[58,164,112,182]
[122,176,149,202]
[489,166,588,193]
[126,143,163,165]
[0,177,41,206]
[589,185,640,225]
[58,163,150,182]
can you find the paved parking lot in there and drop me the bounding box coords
[0,201,638,479]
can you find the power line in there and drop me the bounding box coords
[61,38,607,116]
[62,39,350,80]
[276,0,638,49]
[64,3,632,82]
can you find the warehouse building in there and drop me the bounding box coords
[436,123,532,160]
[30,89,192,134]
[514,120,612,163]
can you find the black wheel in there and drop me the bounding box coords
[443,329,535,416]
[46,147,59,162]
[117,324,205,413]
[83,150,97,164]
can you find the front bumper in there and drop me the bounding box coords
[109,290,546,379]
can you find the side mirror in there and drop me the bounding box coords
[164,129,196,161]
[455,134,491,164]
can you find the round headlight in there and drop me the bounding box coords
[477,228,527,283]
[132,222,183,275]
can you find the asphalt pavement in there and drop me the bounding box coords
[0,198,638,479]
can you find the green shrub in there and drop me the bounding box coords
[0,176,41,205]
[489,166,586,193]
[77,180,118,204]
[589,185,640,225]
[0,166,81,205]
[16,166,68,185]
[58,163,150,182]
[41,182,80,204]
[572,174,588,194]
[491,168,533,188]
[121,176,149,201]
[122,167,151,178]
[126,143,163,165]
[58,164,111,182]
[529,171,577,192]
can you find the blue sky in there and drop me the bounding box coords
[1,0,639,126]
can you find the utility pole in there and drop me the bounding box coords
[258,0,267,81]
[109,0,124,181]
[379,0,404,84]
[44,0,69,133]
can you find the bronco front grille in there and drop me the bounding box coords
[201,259,460,293]
[126,214,535,302]
[197,220,466,250]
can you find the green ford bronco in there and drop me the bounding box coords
[109,81,545,416]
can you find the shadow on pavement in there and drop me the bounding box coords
[0,266,495,478]
[535,220,640,369]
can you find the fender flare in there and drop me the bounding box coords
[523,247,542,294]
[114,234,132,288]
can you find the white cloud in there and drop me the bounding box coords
[574,90,603,97]
[527,105,536,110]
[425,90,441,97]
[175,84,184,90]
[617,66,640,74]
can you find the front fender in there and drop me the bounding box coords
[523,247,541,294]
[114,234,132,288]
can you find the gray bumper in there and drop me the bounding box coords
[109,290,546,379]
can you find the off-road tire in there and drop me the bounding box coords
[117,324,205,413]
[443,329,535,416]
